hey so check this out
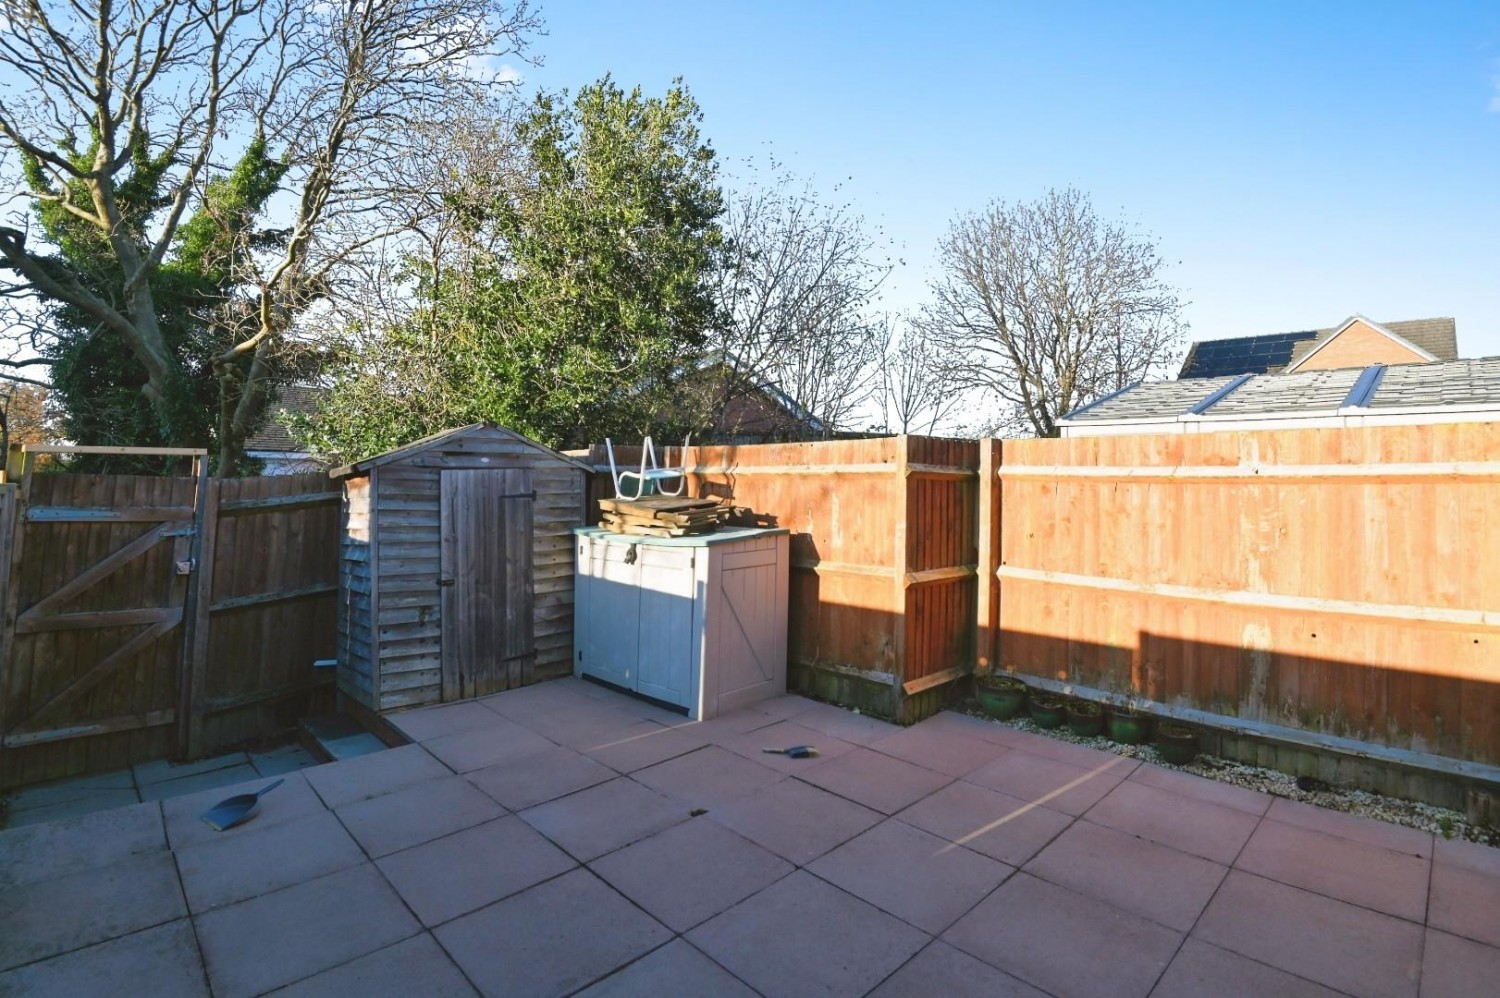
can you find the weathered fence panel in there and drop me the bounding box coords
[984,422,1500,767]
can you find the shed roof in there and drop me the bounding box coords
[1179,316,1457,379]
[1059,356,1500,433]
[329,422,593,478]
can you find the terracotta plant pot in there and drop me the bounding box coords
[1029,693,1067,729]
[1066,699,1105,737]
[1155,721,1199,765]
[975,676,1028,721]
[1107,707,1151,745]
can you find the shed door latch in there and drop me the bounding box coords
[437,578,456,587]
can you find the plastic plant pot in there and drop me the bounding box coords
[1029,693,1067,729]
[975,676,1028,721]
[1155,721,1200,765]
[1066,699,1105,737]
[1107,707,1151,745]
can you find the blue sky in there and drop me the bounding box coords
[517,1,1500,357]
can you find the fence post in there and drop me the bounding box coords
[177,475,220,759]
[975,438,999,674]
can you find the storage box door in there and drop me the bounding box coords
[440,469,535,700]
[577,539,638,689]
[635,547,696,707]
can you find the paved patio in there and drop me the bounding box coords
[2,677,1497,997]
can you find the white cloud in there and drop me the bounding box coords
[496,63,522,85]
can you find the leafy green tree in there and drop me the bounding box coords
[300,77,726,461]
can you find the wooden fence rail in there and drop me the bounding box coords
[0,469,337,788]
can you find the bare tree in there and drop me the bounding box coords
[924,188,1186,437]
[0,0,538,471]
[706,173,890,439]
[879,315,967,435]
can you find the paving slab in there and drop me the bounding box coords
[5,769,134,810]
[1004,732,1134,772]
[0,919,208,998]
[677,706,780,743]
[175,809,365,913]
[895,779,1073,867]
[943,872,1182,998]
[0,800,164,890]
[269,932,477,997]
[1435,834,1500,878]
[689,870,929,998]
[465,744,616,810]
[1024,819,1228,931]
[517,702,651,750]
[1266,796,1433,858]
[576,939,756,997]
[1127,761,1273,815]
[580,720,709,773]
[336,775,504,858]
[302,743,450,810]
[964,749,1131,816]
[1194,870,1423,998]
[139,763,262,802]
[632,745,785,809]
[794,703,900,745]
[376,816,576,927]
[519,777,692,861]
[0,851,187,971]
[386,700,500,742]
[718,719,859,774]
[135,753,249,787]
[920,710,1029,746]
[1153,938,1344,998]
[1085,777,1261,864]
[869,940,1049,997]
[162,771,327,851]
[1419,928,1500,998]
[1427,855,1500,948]
[478,679,599,720]
[5,788,143,826]
[435,868,672,996]
[795,747,953,814]
[590,817,793,931]
[194,864,419,998]
[708,776,884,866]
[809,818,1013,933]
[249,744,320,777]
[420,720,555,774]
[1236,815,1431,921]
[753,694,820,721]
[866,723,1009,778]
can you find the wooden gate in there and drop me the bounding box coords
[0,447,207,783]
[440,469,536,699]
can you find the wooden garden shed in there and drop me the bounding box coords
[331,423,590,712]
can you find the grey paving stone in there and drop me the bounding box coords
[870,940,1049,997]
[303,743,451,810]
[964,749,1130,816]
[1154,939,1345,998]
[1428,856,1500,948]
[0,919,208,998]
[139,763,262,802]
[0,851,187,971]
[5,788,143,825]
[466,745,615,810]
[420,721,555,774]
[688,870,928,998]
[162,771,326,851]
[796,747,952,815]
[591,818,793,931]
[1420,929,1500,998]
[632,745,785,809]
[376,816,576,926]
[1127,760,1273,815]
[6,768,134,809]
[718,720,859,775]
[1085,777,1261,864]
[809,819,1013,933]
[1265,797,1433,858]
[1024,819,1229,932]
[517,702,651,750]
[794,703,900,745]
[386,700,501,742]
[0,800,164,889]
[269,931,477,997]
[479,679,599,720]
[1194,870,1423,998]
[336,775,504,858]
[519,777,692,862]
[866,722,1009,778]
[895,779,1073,867]
[435,868,672,996]
[708,776,884,866]
[943,872,1182,998]
[577,939,756,997]
[135,753,249,786]
[175,809,365,913]
[249,744,320,777]
[581,720,709,773]
[194,864,419,998]
[1236,816,1430,922]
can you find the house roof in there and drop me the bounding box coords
[330,422,593,478]
[245,385,327,453]
[1059,356,1500,432]
[1179,317,1458,379]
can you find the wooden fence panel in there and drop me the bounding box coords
[990,422,1500,766]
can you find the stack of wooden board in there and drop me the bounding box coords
[598,495,730,537]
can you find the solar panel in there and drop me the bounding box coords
[1181,330,1320,378]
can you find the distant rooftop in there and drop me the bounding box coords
[1179,317,1457,379]
[245,385,327,453]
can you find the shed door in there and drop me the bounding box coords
[440,469,534,700]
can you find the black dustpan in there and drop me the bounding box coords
[200,778,284,831]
